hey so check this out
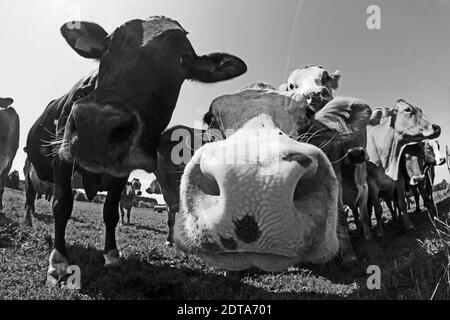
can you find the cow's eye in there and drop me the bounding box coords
[179,55,192,69]
[289,83,295,90]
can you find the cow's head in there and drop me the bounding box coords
[0,97,14,109]
[58,16,247,177]
[382,100,441,141]
[174,89,370,271]
[297,98,372,166]
[424,140,446,166]
[280,65,341,112]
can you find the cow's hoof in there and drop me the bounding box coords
[362,229,372,241]
[104,249,120,267]
[165,240,174,247]
[375,226,385,238]
[23,217,32,228]
[340,251,358,268]
[47,249,70,283]
[402,217,415,231]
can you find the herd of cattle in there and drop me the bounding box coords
[0,16,449,283]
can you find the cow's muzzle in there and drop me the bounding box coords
[60,103,151,176]
[347,147,366,164]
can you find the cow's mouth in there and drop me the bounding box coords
[197,248,338,272]
[59,134,156,177]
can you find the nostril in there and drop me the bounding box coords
[109,115,138,145]
[321,88,331,99]
[192,164,220,196]
[432,124,441,134]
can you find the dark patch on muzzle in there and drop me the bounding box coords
[220,237,238,250]
[233,215,261,244]
[347,148,366,164]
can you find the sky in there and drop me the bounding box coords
[1,0,450,199]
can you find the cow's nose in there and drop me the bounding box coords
[69,104,139,161]
[108,114,139,146]
[347,147,366,164]
[304,87,332,108]
[432,125,441,136]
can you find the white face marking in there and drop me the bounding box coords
[141,17,185,47]
[428,139,444,164]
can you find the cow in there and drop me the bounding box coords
[25,16,247,284]
[156,83,275,247]
[174,87,372,271]
[279,65,341,112]
[23,158,54,226]
[282,66,371,242]
[366,100,441,230]
[119,178,142,225]
[0,97,19,216]
[408,140,445,214]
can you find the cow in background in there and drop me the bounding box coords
[366,100,441,231]
[23,158,54,226]
[408,140,446,214]
[0,97,19,215]
[282,66,371,244]
[120,178,142,225]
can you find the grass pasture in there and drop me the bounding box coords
[0,187,449,300]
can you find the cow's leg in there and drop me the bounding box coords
[412,186,421,215]
[126,207,131,225]
[103,178,127,267]
[337,188,357,266]
[119,203,125,225]
[395,181,414,230]
[48,161,74,281]
[350,205,360,229]
[372,199,385,237]
[0,171,6,214]
[368,180,384,237]
[386,199,398,221]
[357,182,371,240]
[166,208,176,247]
[418,182,435,217]
[367,201,373,229]
[24,173,37,227]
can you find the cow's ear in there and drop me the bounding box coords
[369,108,385,126]
[60,22,108,59]
[0,97,13,108]
[189,53,247,83]
[315,98,372,135]
[329,70,341,90]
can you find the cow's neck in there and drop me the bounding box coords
[367,117,404,180]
